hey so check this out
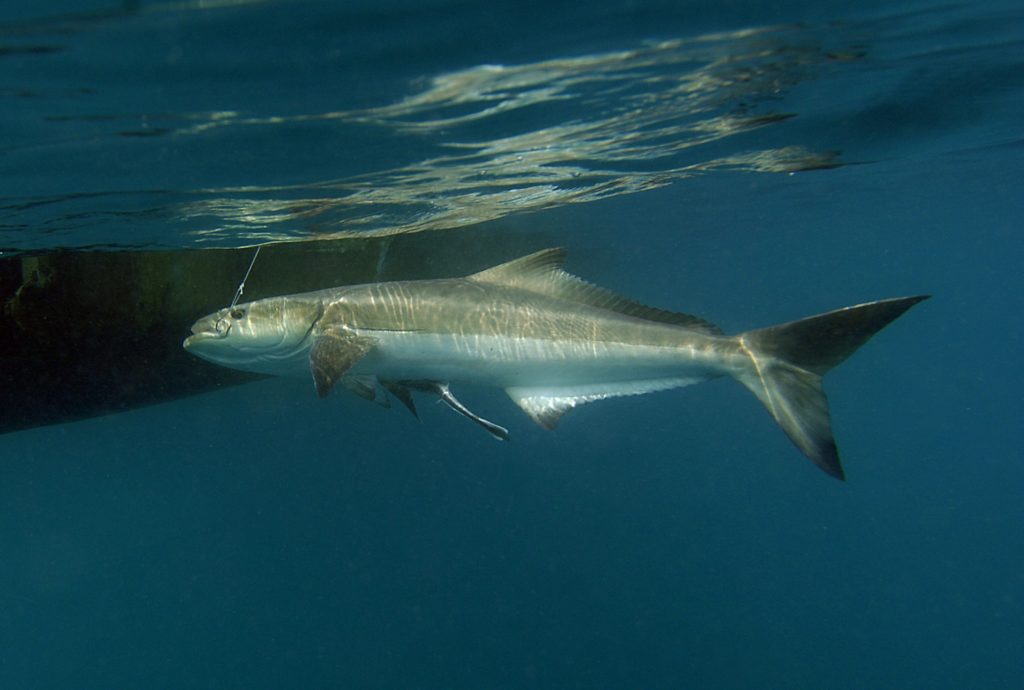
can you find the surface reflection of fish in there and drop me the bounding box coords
[184,249,926,479]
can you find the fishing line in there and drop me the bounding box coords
[230,245,261,308]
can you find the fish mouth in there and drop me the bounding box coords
[182,332,215,350]
[183,315,230,350]
[182,325,293,357]
[183,323,227,350]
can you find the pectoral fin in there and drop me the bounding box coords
[309,330,376,398]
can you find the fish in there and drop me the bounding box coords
[183,248,927,479]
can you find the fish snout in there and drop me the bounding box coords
[183,314,229,350]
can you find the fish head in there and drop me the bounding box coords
[183,296,322,374]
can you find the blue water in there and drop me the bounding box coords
[2,1,1023,688]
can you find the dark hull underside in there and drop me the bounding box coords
[0,230,548,436]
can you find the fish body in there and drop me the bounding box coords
[185,248,927,479]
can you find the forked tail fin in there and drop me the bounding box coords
[737,296,929,480]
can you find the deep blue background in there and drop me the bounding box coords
[2,1,1022,688]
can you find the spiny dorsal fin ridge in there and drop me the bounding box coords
[469,248,722,334]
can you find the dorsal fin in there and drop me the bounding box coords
[469,247,570,288]
[469,248,723,334]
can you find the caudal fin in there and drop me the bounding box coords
[737,296,928,480]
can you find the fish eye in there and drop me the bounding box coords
[230,307,246,320]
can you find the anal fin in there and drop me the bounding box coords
[508,378,704,430]
[505,392,577,430]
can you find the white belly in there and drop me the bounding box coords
[349,330,723,388]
